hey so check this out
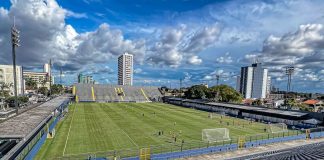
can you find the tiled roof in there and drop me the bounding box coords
[303,99,320,105]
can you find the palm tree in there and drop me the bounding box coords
[25,78,37,90]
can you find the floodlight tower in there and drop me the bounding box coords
[285,66,294,107]
[11,18,20,114]
[285,66,295,92]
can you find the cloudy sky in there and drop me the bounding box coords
[0,0,323,93]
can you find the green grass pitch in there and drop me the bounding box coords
[35,102,271,159]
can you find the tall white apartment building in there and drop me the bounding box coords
[0,65,24,95]
[118,53,133,86]
[44,63,50,74]
[43,63,54,84]
[266,76,271,96]
[238,63,269,99]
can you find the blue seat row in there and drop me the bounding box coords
[310,132,324,139]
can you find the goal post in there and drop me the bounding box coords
[269,123,288,133]
[202,128,231,143]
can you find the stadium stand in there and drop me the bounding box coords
[0,95,70,159]
[143,86,162,101]
[74,84,162,102]
[232,141,324,160]
[165,98,323,129]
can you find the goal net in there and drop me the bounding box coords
[202,128,230,142]
[269,123,288,133]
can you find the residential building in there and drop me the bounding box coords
[23,71,50,89]
[43,63,50,74]
[44,63,54,85]
[273,99,285,108]
[267,93,285,100]
[23,63,54,90]
[238,63,269,99]
[266,76,271,96]
[78,73,95,84]
[239,66,254,98]
[303,100,324,112]
[118,52,133,86]
[0,65,24,95]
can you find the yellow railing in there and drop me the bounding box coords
[91,86,96,101]
[72,86,76,95]
[141,88,149,101]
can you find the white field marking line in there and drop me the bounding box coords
[63,104,77,156]
[117,105,139,147]
[120,126,139,147]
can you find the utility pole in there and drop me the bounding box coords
[11,17,20,115]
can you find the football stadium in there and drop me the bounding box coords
[35,103,271,159]
[37,84,274,159]
[1,84,324,160]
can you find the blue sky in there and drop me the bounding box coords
[0,0,324,93]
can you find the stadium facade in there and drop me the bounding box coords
[118,52,133,86]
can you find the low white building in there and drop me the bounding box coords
[0,65,24,96]
[273,99,285,108]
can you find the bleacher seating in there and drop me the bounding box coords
[232,141,324,160]
[75,84,162,103]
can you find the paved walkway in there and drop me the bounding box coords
[182,138,324,160]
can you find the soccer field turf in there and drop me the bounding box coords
[35,102,270,159]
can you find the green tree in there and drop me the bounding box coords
[25,78,37,90]
[38,87,49,96]
[0,82,12,98]
[184,85,209,99]
[285,98,298,107]
[209,85,242,103]
[296,103,313,112]
[5,96,29,106]
[252,99,263,106]
[51,84,64,95]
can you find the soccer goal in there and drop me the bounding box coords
[269,123,288,133]
[202,128,231,143]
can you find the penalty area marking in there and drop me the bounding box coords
[63,104,77,156]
